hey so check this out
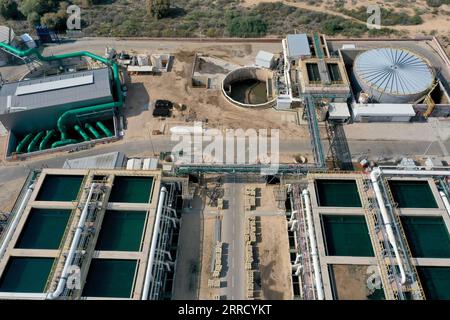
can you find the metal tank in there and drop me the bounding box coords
[353,48,434,103]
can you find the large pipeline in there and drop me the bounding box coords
[369,167,450,285]
[85,123,101,139]
[0,42,123,150]
[302,189,325,300]
[0,180,35,261]
[96,121,113,137]
[39,130,55,151]
[15,133,34,153]
[142,186,167,300]
[27,131,45,153]
[74,125,90,141]
[47,183,97,300]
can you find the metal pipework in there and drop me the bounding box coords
[0,181,35,261]
[0,41,123,148]
[39,130,55,151]
[74,125,90,141]
[96,121,113,137]
[27,131,45,153]
[47,183,97,300]
[85,123,101,139]
[439,191,450,217]
[302,189,325,300]
[142,186,167,300]
[15,133,34,153]
[370,168,407,285]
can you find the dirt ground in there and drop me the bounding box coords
[330,264,378,300]
[123,45,310,141]
[198,215,219,300]
[0,176,26,212]
[243,0,450,37]
[256,215,293,300]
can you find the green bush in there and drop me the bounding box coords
[0,0,20,19]
[226,15,267,37]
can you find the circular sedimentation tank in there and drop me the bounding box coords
[353,48,434,103]
[222,67,276,108]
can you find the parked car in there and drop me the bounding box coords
[155,99,173,109]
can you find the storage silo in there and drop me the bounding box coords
[353,48,434,103]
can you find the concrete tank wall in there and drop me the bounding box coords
[222,67,276,109]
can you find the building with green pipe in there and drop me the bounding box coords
[0,67,116,156]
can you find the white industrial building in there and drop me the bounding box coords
[255,51,275,69]
[352,103,416,122]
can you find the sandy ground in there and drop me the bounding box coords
[172,196,203,300]
[242,0,450,36]
[330,264,377,300]
[0,176,25,212]
[198,215,219,299]
[256,215,293,300]
[123,46,309,141]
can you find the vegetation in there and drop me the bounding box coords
[426,0,450,7]
[146,0,170,19]
[0,0,19,19]
[339,6,423,26]
[0,0,401,38]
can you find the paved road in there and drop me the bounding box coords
[1,135,450,184]
[220,177,245,300]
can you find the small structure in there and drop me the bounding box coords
[63,152,125,169]
[352,103,416,122]
[255,51,275,69]
[328,102,350,122]
[151,54,172,72]
[286,34,311,61]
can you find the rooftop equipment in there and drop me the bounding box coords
[354,48,434,103]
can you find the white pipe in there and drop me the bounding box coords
[46,183,97,300]
[369,167,450,286]
[302,189,324,300]
[370,168,407,285]
[0,292,46,300]
[439,191,450,217]
[142,186,167,300]
[0,182,35,261]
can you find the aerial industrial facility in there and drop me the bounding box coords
[0,28,449,301]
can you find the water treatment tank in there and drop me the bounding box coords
[353,48,434,103]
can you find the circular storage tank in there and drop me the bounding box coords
[222,67,276,109]
[353,48,434,103]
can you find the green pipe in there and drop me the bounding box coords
[85,123,101,139]
[27,131,46,153]
[96,121,113,137]
[58,102,116,138]
[0,42,123,149]
[15,133,34,153]
[51,139,78,149]
[39,130,55,151]
[74,125,90,141]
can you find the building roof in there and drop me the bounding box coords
[0,67,112,115]
[0,26,14,44]
[256,51,274,62]
[63,152,124,169]
[352,103,416,117]
[329,103,350,119]
[286,34,311,59]
[354,48,434,96]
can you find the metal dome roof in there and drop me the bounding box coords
[354,48,434,96]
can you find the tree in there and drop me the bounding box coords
[226,15,267,38]
[146,0,170,19]
[0,0,19,19]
